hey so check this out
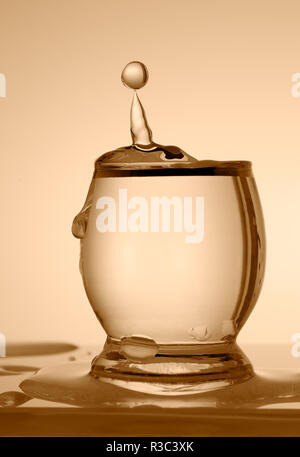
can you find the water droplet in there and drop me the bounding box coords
[121,61,149,90]
[0,391,31,407]
[120,335,158,362]
[188,325,210,341]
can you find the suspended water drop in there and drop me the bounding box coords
[121,61,149,90]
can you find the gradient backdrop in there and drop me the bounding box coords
[0,0,299,347]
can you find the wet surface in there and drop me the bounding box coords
[1,343,300,436]
[6,342,78,357]
[0,365,39,375]
[19,362,300,409]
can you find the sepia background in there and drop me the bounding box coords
[0,0,299,348]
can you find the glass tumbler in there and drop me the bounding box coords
[72,149,266,394]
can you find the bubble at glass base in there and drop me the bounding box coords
[71,61,266,391]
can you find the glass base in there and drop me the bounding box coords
[90,337,254,395]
